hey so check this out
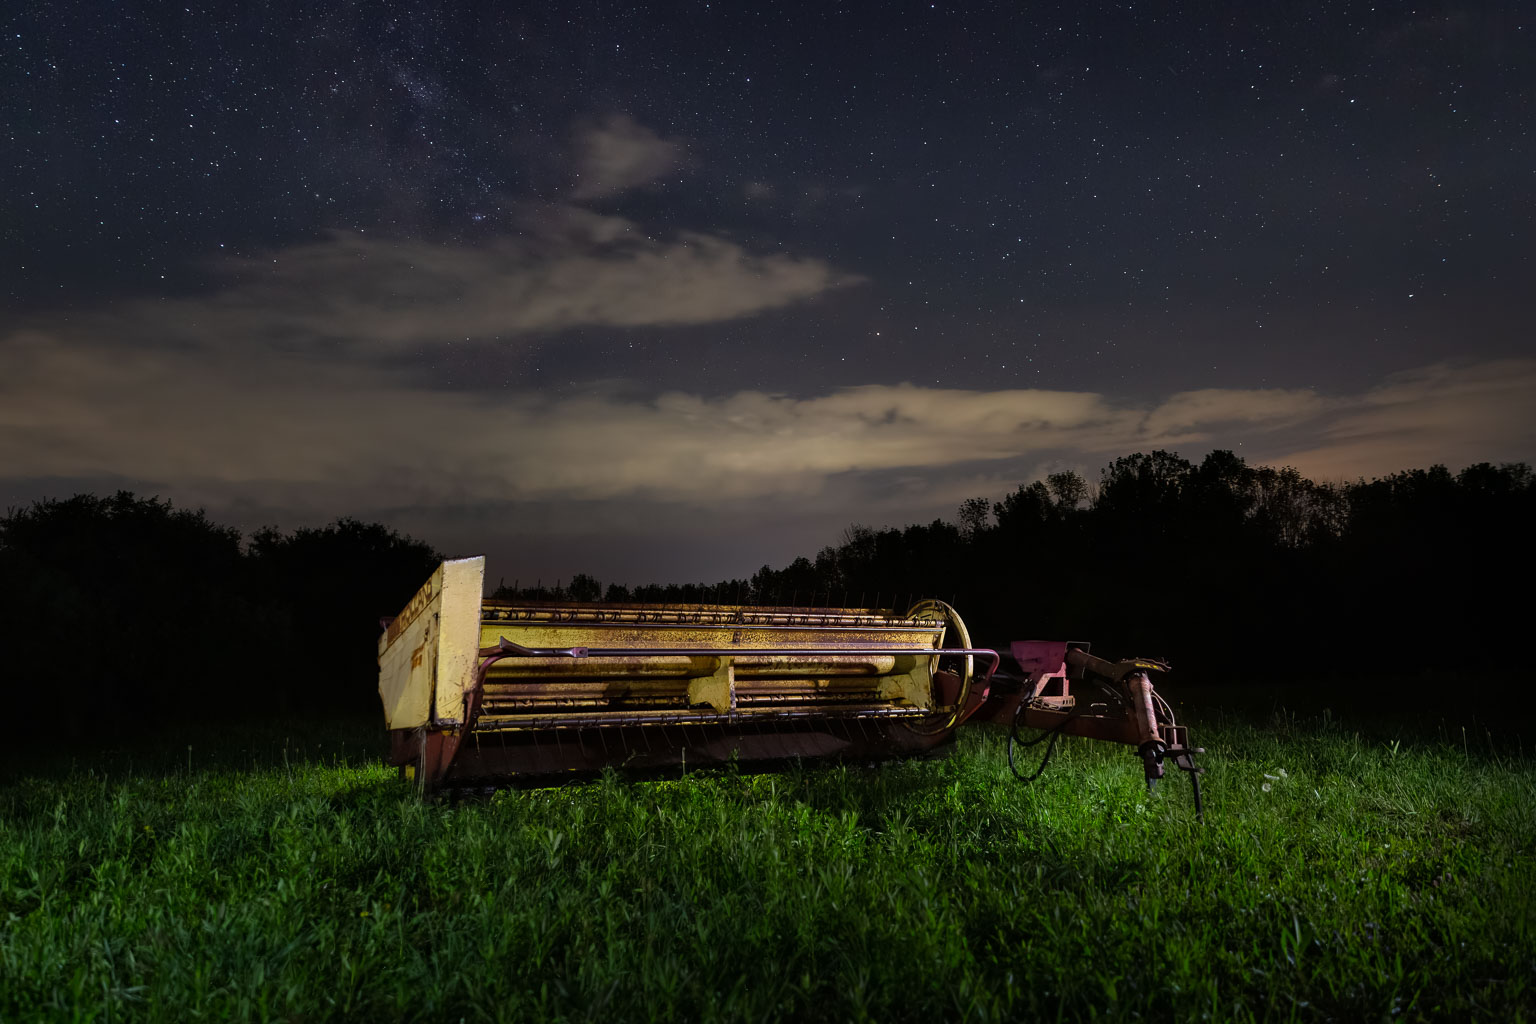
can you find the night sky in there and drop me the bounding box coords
[4,2,1533,584]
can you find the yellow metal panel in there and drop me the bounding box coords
[876,656,934,709]
[478,620,938,651]
[483,655,716,679]
[433,557,486,725]
[376,556,485,730]
[378,563,443,730]
[686,659,733,713]
[474,603,946,719]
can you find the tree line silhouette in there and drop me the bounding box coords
[499,451,1534,683]
[0,493,439,732]
[2,450,1530,731]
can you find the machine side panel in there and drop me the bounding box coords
[378,563,445,730]
[433,556,487,725]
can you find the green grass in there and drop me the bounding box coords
[1,706,1532,1023]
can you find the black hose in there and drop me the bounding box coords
[1005,675,1129,785]
[1007,697,1082,784]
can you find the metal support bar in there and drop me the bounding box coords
[484,639,1000,676]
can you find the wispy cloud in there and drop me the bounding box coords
[5,306,1529,515]
[568,115,687,199]
[1138,387,1325,438]
[1270,359,1536,480]
[77,213,860,351]
[4,104,1530,572]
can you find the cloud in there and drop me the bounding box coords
[1270,359,1536,480]
[52,116,856,356]
[5,318,1532,581]
[6,308,1529,520]
[87,215,860,350]
[1139,387,1325,438]
[568,115,686,199]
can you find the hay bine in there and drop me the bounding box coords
[379,558,1204,815]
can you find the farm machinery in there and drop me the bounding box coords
[379,557,1204,814]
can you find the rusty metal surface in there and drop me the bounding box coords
[379,560,1201,798]
[1016,706,1142,744]
[471,705,935,730]
[477,604,945,662]
[470,642,998,733]
[481,601,926,625]
[978,640,1203,808]
[472,598,995,730]
[482,652,908,677]
[484,645,991,665]
[391,714,957,785]
[477,622,943,652]
[379,568,999,790]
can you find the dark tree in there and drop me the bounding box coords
[0,493,251,727]
[567,574,603,602]
[956,496,993,538]
[248,518,441,714]
[993,481,1054,531]
[1046,470,1089,511]
[713,453,1534,680]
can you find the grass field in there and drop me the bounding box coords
[2,700,1532,1023]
